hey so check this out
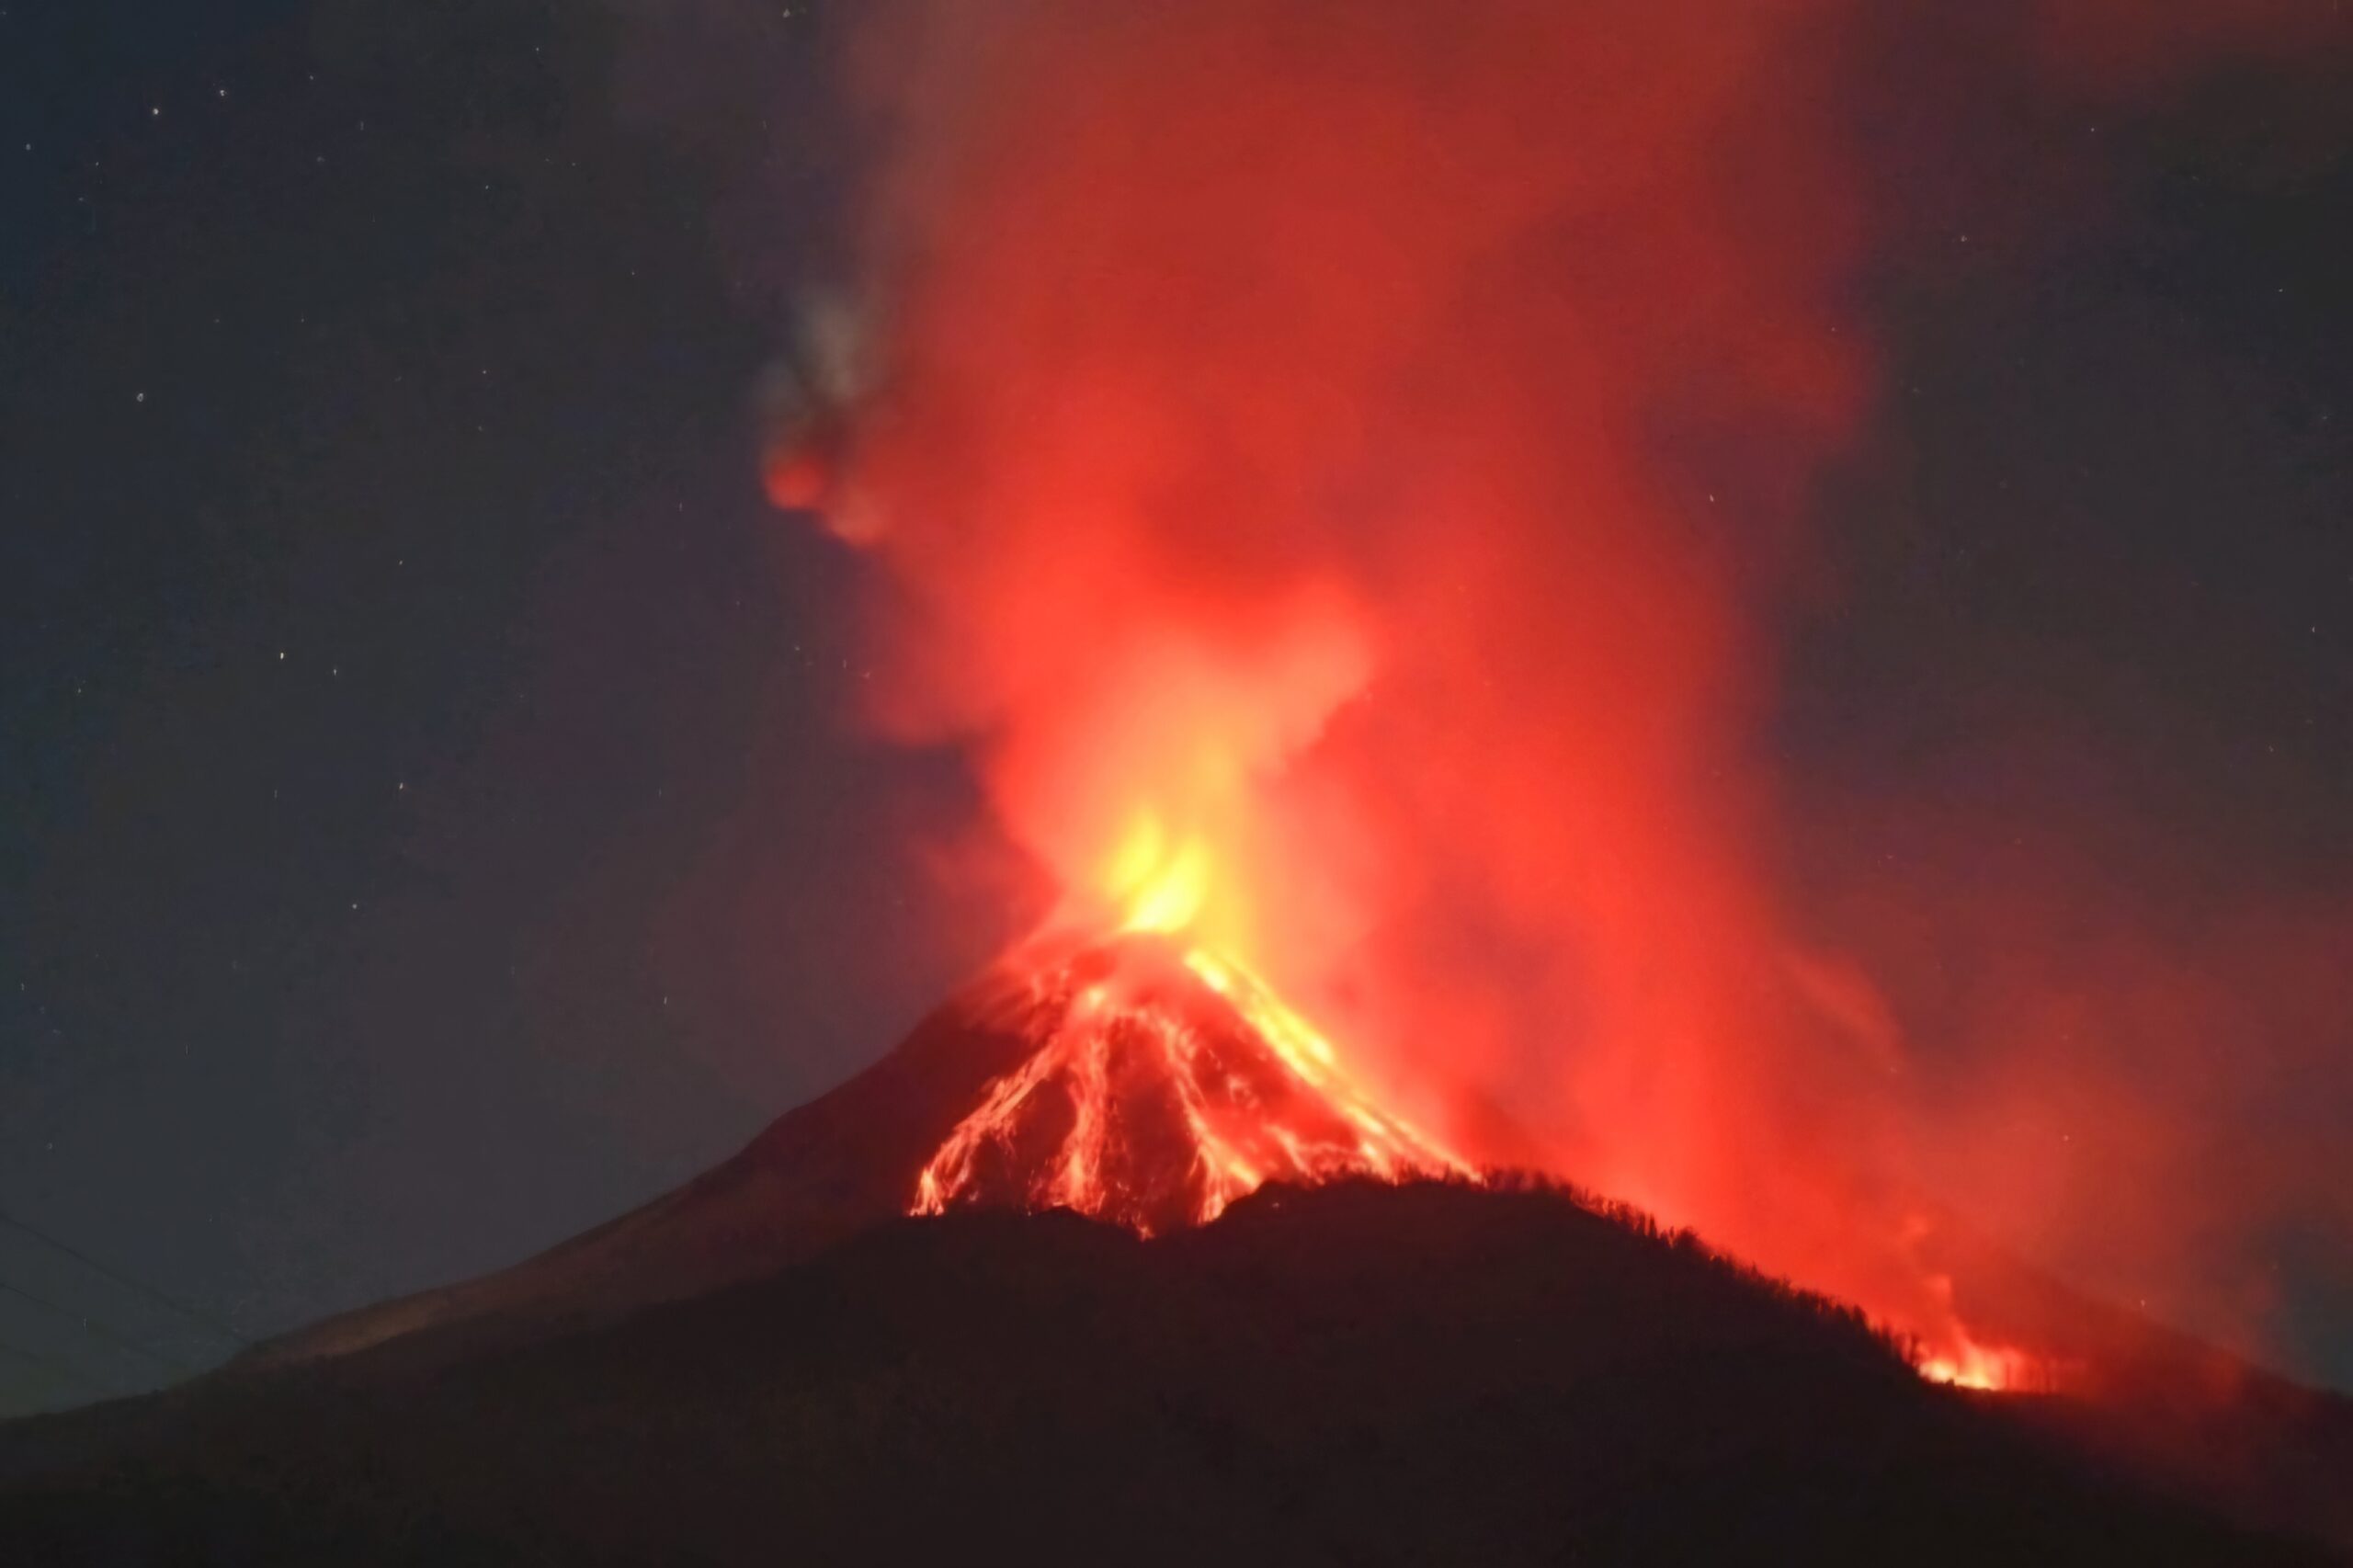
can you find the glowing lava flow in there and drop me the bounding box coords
[912,831,2044,1398]
[912,831,1471,1233]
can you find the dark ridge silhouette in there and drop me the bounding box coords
[6,947,2344,1563]
[0,1179,2340,1567]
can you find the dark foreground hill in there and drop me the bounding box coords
[0,1180,2336,1567]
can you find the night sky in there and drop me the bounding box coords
[3,2,2347,1415]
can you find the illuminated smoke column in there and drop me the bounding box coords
[765,0,2349,1373]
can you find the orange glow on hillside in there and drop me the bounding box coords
[1921,1335,2041,1393]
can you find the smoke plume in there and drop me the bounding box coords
[753,0,2347,1372]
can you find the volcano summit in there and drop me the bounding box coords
[912,934,1471,1233]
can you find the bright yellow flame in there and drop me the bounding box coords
[1103,812,1213,933]
[1921,1336,2035,1392]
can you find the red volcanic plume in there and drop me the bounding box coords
[788,0,1965,1373]
[748,0,2344,1388]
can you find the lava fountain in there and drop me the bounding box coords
[912,832,1472,1234]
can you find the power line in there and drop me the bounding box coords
[0,1277,200,1378]
[0,1335,119,1403]
[0,1205,249,1346]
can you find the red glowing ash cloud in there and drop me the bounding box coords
[797,0,1965,1378]
[749,1,2342,1392]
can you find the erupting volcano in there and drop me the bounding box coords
[37,813,2353,1562]
[911,934,1470,1234]
[906,806,1477,1234]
